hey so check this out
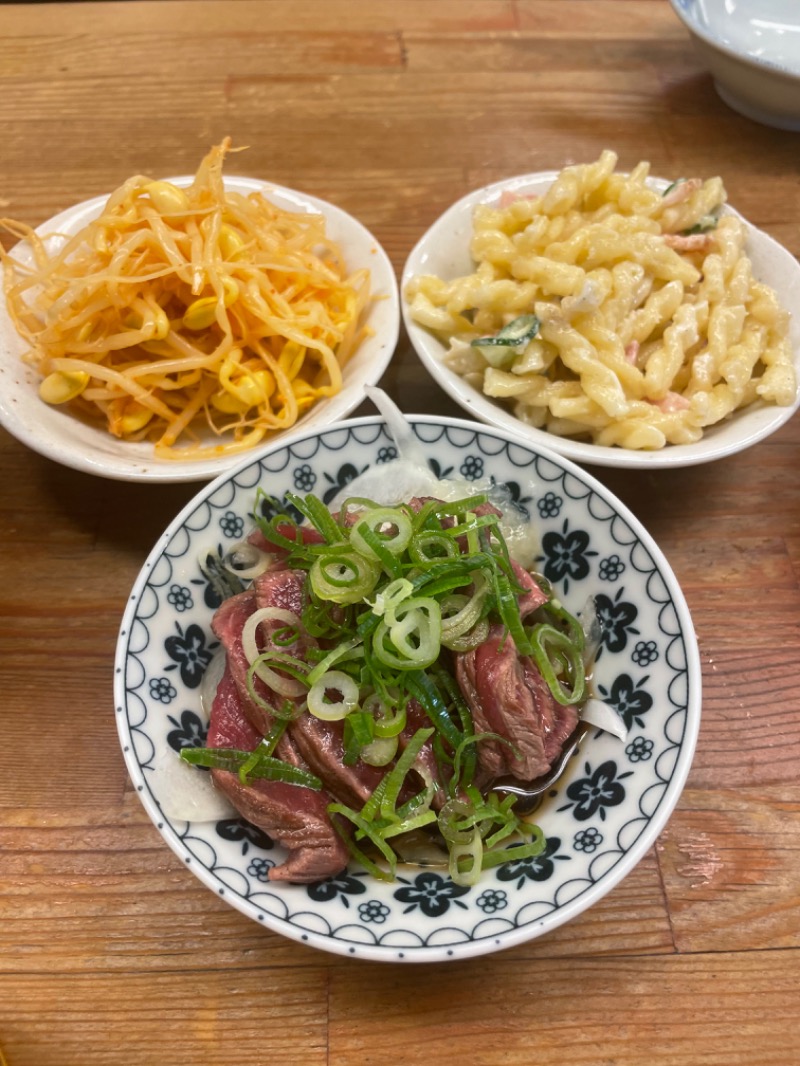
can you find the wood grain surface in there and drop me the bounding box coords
[1,2,799,1064]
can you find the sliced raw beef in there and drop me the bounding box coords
[208,667,348,883]
[455,625,578,781]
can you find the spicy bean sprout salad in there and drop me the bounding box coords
[0,139,372,460]
[182,487,593,886]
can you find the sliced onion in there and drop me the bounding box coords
[223,542,274,580]
[199,647,226,720]
[307,670,360,721]
[580,697,628,741]
[241,607,306,698]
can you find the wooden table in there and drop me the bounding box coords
[1,2,799,1063]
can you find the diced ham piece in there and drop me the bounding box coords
[498,189,540,208]
[662,233,714,253]
[624,340,640,365]
[647,391,691,413]
[660,177,702,208]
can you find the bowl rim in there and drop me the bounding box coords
[668,0,800,79]
[0,176,400,484]
[401,169,800,470]
[114,410,703,962]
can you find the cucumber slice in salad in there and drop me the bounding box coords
[470,313,540,368]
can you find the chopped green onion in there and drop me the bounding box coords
[270,625,301,648]
[349,521,403,578]
[307,670,360,721]
[372,596,442,671]
[249,649,309,688]
[370,578,414,620]
[245,662,305,721]
[438,797,476,845]
[241,606,308,697]
[181,746,321,789]
[350,507,413,559]
[252,493,297,547]
[407,530,460,564]
[310,550,380,604]
[286,492,345,543]
[328,802,397,881]
[534,597,586,652]
[481,829,546,869]
[338,496,392,523]
[198,489,589,884]
[360,734,398,767]
[430,493,491,517]
[445,512,500,539]
[379,727,435,823]
[529,623,586,705]
[306,637,363,686]
[237,718,288,782]
[439,576,489,648]
[449,831,483,885]
[452,731,519,792]
[404,670,464,752]
[342,709,376,764]
[362,690,408,738]
[379,808,438,839]
[486,579,523,655]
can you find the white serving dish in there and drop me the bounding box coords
[670,0,800,129]
[401,171,800,470]
[0,178,399,483]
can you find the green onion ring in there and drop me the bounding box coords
[529,623,586,705]
[307,670,360,721]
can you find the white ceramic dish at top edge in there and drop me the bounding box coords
[401,170,800,470]
[0,177,399,483]
[669,0,800,130]
[114,413,701,962]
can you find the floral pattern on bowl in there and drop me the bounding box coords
[114,416,701,962]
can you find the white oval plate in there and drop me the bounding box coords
[114,415,701,962]
[401,171,800,469]
[0,178,399,482]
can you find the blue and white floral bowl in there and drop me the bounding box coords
[114,414,702,962]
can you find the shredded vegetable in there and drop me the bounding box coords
[0,139,372,459]
[185,491,591,885]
